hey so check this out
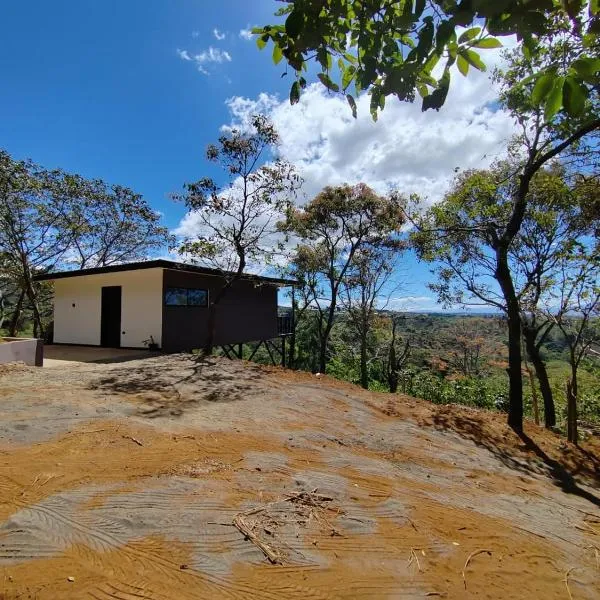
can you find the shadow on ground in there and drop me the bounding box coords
[423,407,600,508]
[90,353,268,419]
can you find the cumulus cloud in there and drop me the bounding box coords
[221,41,519,204]
[213,28,226,40]
[177,46,232,75]
[239,27,254,40]
[174,39,521,277]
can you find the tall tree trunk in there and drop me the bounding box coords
[496,249,523,431]
[523,352,539,426]
[21,265,44,338]
[8,289,25,336]
[360,333,368,389]
[318,313,335,373]
[318,339,327,373]
[566,379,578,445]
[522,327,556,428]
[204,302,218,355]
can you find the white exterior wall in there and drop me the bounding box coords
[53,268,163,348]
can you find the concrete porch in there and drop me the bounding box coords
[43,345,156,368]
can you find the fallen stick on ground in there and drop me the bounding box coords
[407,547,423,572]
[122,435,144,446]
[564,567,576,600]
[462,549,492,589]
[232,515,283,565]
[70,429,107,435]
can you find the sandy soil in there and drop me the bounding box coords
[0,354,599,599]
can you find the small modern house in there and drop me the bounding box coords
[34,260,295,352]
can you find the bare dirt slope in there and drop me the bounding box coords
[0,354,599,599]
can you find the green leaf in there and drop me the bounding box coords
[285,9,304,38]
[346,94,357,118]
[458,27,481,44]
[544,77,564,121]
[531,73,554,105]
[290,81,300,105]
[435,20,455,52]
[563,76,587,116]
[417,83,429,99]
[272,44,283,65]
[317,72,340,92]
[256,36,267,50]
[461,49,486,71]
[572,57,600,79]
[471,37,502,49]
[457,54,469,77]
[342,65,356,90]
[422,69,450,112]
[370,91,380,121]
[317,47,328,70]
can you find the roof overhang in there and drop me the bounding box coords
[33,260,298,287]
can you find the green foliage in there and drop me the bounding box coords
[281,183,406,372]
[0,149,168,337]
[254,0,598,118]
[175,115,301,278]
[289,309,600,426]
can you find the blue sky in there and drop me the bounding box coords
[1,1,516,311]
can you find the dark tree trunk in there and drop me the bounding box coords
[495,249,523,431]
[522,327,556,428]
[318,339,327,374]
[318,312,335,373]
[8,289,25,336]
[204,302,218,355]
[566,378,578,445]
[360,333,368,389]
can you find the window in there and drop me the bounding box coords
[164,287,208,307]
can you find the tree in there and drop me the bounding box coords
[547,246,600,443]
[0,149,170,337]
[0,152,73,336]
[444,319,487,377]
[412,161,596,430]
[384,316,411,394]
[255,0,599,118]
[59,178,170,269]
[341,245,401,388]
[282,183,405,373]
[280,258,319,370]
[176,115,301,353]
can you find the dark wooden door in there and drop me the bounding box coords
[100,286,122,347]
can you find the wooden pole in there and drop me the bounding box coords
[282,336,286,368]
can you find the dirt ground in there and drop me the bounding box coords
[0,354,599,600]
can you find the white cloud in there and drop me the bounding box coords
[388,296,438,311]
[191,31,200,38]
[213,28,226,40]
[239,28,254,41]
[174,39,521,276]
[177,46,232,75]
[220,41,519,204]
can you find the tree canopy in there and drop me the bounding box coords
[254,0,600,119]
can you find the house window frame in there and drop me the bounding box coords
[164,287,209,307]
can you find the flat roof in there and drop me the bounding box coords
[33,260,297,286]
